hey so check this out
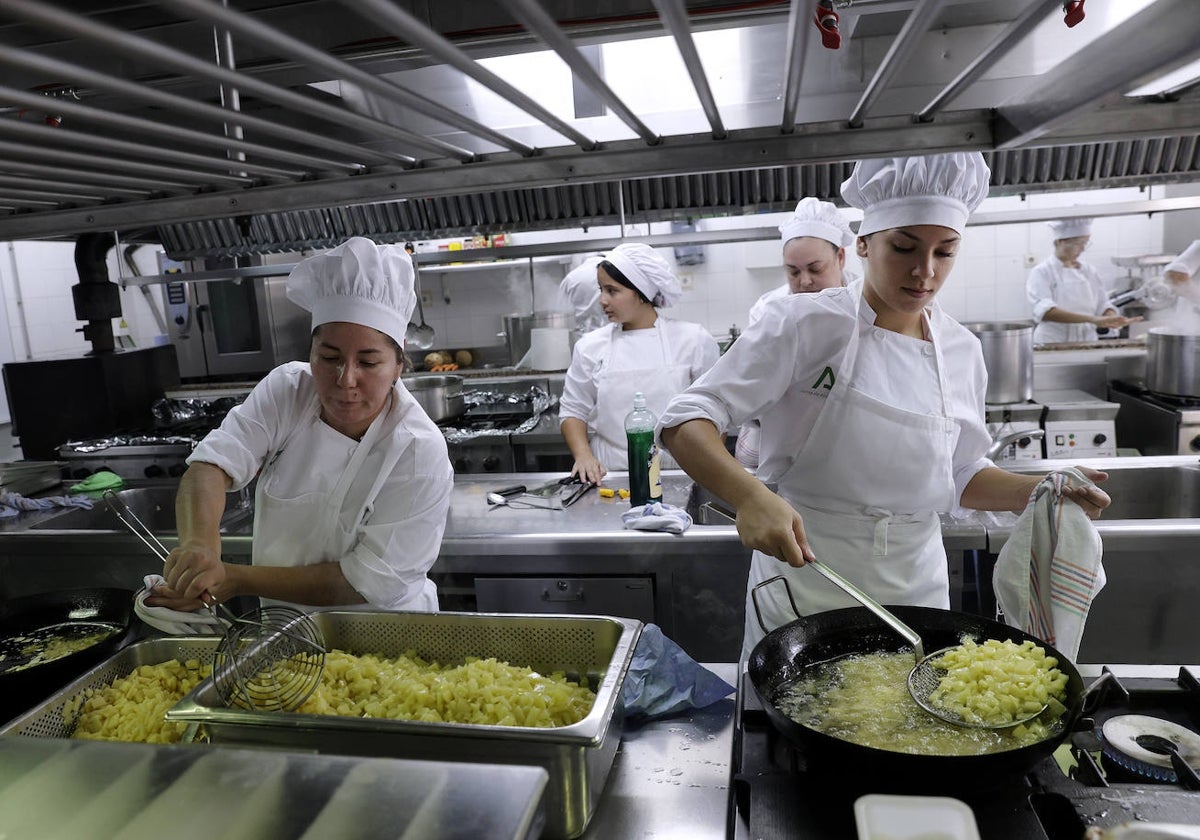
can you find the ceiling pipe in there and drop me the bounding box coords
[499,0,661,145]
[211,0,246,175]
[651,0,727,139]
[915,0,1061,122]
[338,0,594,152]
[847,0,949,128]
[164,0,524,158]
[0,140,252,188]
[0,178,144,201]
[0,46,402,166]
[781,0,812,132]
[73,232,120,354]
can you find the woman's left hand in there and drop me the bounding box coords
[143,579,210,613]
[1065,466,1111,519]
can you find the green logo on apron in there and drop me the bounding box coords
[812,366,836,390]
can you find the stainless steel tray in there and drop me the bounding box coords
[168,610,642,840]
[1,636,220,739]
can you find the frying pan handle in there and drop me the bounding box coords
[806,559,925,661]
[750,575,804,634]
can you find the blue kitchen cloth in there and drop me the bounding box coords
[621,502,692,534]
[0,490,93,518]
[620,623,735,721]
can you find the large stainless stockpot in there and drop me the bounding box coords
[963,321,1034,404]
[501,311,575,366]
[1146,328,1200,398]
[402,374,465,422]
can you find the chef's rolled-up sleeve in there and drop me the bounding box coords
[1026,262,1058,322]
[558,329,606,424]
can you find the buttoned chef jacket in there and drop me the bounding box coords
[1026,257,1111,344]
[559,316,719,470]
[746,270,860,327]
[187,362,453,610]
[659,283,994,516]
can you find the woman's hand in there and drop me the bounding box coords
[1064,466,1111,519]
[571,454,606,485]
[734,485,817,568]
[161,543,229,606]
[1093,312,1142,330]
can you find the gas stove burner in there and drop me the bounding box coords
[1100,714,1200,782]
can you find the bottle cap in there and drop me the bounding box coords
[633,391,646,409]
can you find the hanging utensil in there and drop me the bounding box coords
[103,490,325,712]
[406,258,435,351]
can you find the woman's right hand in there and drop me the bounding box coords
[1093,312,1142,330]
[571,454,607,485]
[734,485,817,568]
[161,543,228,607]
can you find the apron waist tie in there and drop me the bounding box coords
[872,515,892,556]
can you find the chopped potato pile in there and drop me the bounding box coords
[296,650,595,728]
[68,658,212,744]
[927,638,1069,728]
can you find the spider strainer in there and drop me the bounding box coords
[104,489,325,712]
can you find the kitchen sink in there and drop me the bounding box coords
[684,483,737,526]
[1006,462,1200,519]
[30,486,255,534]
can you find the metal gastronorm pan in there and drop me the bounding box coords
[166,609,642,840]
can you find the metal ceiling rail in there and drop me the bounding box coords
[994,0,1200,148]
[164,0,526,158]
[1,0,436,164]
[0,175,148,200]
[0,44,404,166]
[344,0,593,152]
[848,0,948,128]
[651,0,726,139]
[0,118,306,180]
[0,191,67,208]
[0,139,252,188]
[915,0,1059,122]
[0,159,193,193]
[0,185,110,204]
[780,0,811,132]
[499,0,662,145]
[0,83,361,174]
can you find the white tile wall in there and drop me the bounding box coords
[0,185,1179,363]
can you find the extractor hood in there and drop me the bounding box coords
[1,0,1199,260]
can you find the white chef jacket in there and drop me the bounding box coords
[660,284,993,505]
[1026,257,1111,344]
[559,316,719,470]
[188,362,453,610]
[746,270,859,327]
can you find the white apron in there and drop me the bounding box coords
[592,321,693,472]
[741,290,958,658]
[1033,264,1102,344]
[253,393,438,612]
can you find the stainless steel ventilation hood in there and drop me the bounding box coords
[1,0,1199,260]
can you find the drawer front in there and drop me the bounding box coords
[475,577,655,624]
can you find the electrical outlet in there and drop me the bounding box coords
[1024,254,1037,268]
[680,274,694,290]
[420,290,434,306]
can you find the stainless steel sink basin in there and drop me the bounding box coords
[30,486,255,534]
[684,483,737,526]
[1006,462,1200,519]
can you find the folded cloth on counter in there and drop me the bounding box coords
[993,467,1104,661]
[621,502,692,534]
[0,489,93,518]
[620,623,735,721]
[69,470,125,493]
[133,574,226,635]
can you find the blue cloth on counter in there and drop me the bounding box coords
[0,490,94,518]
[621,502,692,534]
[620,624,735,721]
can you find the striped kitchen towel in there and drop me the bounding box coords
[993,467,1105,661]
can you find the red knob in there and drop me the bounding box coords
[1063,0,1085,27]
[814,2,842,49]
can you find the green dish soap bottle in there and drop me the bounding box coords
[625,391,663,507]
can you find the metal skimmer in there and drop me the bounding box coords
[103,490,325,712]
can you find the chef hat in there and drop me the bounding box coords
[558,255,603,320]
[604,243,683,308]
[285,237,415,349]
[1047,218,1093,240]
[840,152,990,237]
[779,197,855,248]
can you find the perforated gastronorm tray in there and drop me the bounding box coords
[170,610,639,839]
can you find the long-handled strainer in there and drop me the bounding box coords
[104,490,325,712]
[753,568,1048,730]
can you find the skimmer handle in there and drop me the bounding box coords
[807,558,925,662]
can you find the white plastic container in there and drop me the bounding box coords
[854,794,981,840]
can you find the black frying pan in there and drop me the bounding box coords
[0,588,137,723]
[747,604,1088,786]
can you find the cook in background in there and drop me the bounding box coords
[658,152,1112,659]
[557,254,608,336]
[1026,218,1141,344]
[737,197,859,468]
[559,243,720,484]
[1164,239,1200,285]
[145,237,453,614]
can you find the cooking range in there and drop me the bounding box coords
[440,381,551,474]
[729,666,1200,839]
[1109,379,1200,456]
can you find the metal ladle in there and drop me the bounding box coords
[406,259,435,351]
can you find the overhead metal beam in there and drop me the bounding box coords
[0,112,993,239]
[848,0,949,128]
[651,0,726,139]
[781,0,811,132]
[499,0,661,145]
[0,174,149,200]
[0,140,252,187]
[994,0,1200,148]
[0,159,193,193]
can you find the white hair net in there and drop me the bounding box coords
[603,243,683,308]
[779,197,855,247]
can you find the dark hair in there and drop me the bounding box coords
[598,260,655,307]
[311,325,405,364]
